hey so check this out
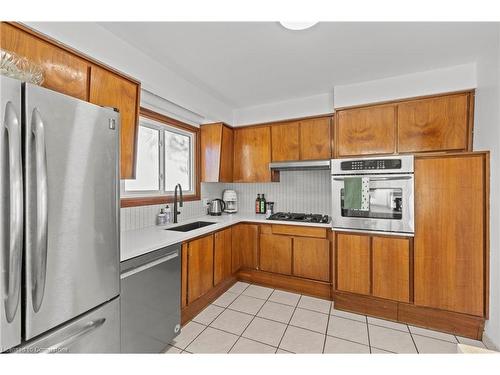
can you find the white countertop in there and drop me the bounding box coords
[120,212,331,262]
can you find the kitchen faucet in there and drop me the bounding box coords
[173,183,183,223]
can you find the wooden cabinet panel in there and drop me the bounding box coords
[398,93,470,153]
[181,243,188,308]
[233,126,271,182]
[336,234,371,295]
[187,235,214,304]
[293,237,330,281]
[414,154,486,317]
[272,224,327,238]
[214,228,232,285]
[299,117,332,160]
[200,123,233,182]
[372,237,410,303]
[1,23,89,100]
[89,65,140,179]
[271,122,300,161]
[336,105,396,156]
[260,234,292,275]
[231,224,259,272]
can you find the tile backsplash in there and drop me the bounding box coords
[120,170,331,231]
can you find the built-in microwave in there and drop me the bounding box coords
[331,155,414,236]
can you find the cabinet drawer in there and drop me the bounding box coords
[272,225,326,238]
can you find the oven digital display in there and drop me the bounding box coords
[340,159,402,171]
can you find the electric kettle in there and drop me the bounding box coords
[208,199,225,216]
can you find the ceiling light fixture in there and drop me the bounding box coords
[279,21,318,31]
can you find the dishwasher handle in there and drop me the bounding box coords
[120,251,179,279]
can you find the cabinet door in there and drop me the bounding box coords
[1,23,89,100]
[398,93,470,153]
[260,234,292,275]
[233,126,271,182]
[414,155,486,316]
[214,228,232,285]
[89,65,140,179]
[220,126,234,182]
[372,237,410,302]
[336,105,396,157]
[201,123,223,182]
[293,237,330,281]
[299,117,332,160]
[187,235,214,304]
[336,234,370,295]
[231,224,259,272]
[271,122,300,161]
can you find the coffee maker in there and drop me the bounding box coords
[222,189,238,213]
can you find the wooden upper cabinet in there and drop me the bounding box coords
[398,93,471,153]
[187,235,214,304]
[233,126,271,182]
[336,104,396,157]
[214,228,232,285]
[1,23,89,100]
[231,224,259,272]
[293,237,330,281]
[271,122,300,161]
[89,65,140,179]
[372,237,410,303]
[259,233,292,275]
[336,233,371,295]
[414,153,487,317]
[299,117,332,160]
[200,123,233,182]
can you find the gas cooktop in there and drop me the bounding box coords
[267,212,330,224]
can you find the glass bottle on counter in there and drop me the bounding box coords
[255,194,261,214]
[260,194,266,214]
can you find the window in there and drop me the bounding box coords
[122,114,198,201]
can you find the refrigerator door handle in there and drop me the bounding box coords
[3,101,23,323]
[38,318,106,353]
[31,108,49,313]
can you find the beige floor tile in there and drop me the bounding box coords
[163,345,182,354]
[413,334,458,353]
[192,304,224,325]
[331,308,367,323]
[409,326,457,343]
[276,348,294,354]
[279,326,325,353]
[210,309,253,335]
[323,336,370,353]
[367,317,408,332]
[269,289,301,306]
[170,321,206,349]
[185,327,238,353]
[242,284,274,300]
[242,317,287,347]
[212,291,239,308]
[370,347,394,354]
[297,295,331,314]
[229,337,277,353]
[369,325,417,353]
[456,336,487,349]
[257,301,295,323]
[228,281,250,294]
[327,316,369,345]
[290,308,329,334]
[228,295,266,315]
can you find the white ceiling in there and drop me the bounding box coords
[99,22,497,109]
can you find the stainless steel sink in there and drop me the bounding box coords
[166,221,216,232]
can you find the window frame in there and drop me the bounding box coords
[121,108,200,207]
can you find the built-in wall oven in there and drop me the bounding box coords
[331,155,414,236]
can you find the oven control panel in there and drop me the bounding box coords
[340,159,402,171]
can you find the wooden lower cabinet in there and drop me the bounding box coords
[259,234,292,275]
[187,234,214,304]
[231,224,259,272]
[336,234,371,295]
[292,237,330,281]
[214,228,232,285]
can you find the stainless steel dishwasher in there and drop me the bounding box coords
[120,243,181,353]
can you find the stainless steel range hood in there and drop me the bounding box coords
[269,159,331,172]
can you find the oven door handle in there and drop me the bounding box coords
[333,176,413,182]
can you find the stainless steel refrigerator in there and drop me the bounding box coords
[1,76,120,353]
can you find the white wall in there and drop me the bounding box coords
[232,92,333,126]
[473,24,500,350]
[333,63,477,108]
[25,22,232,124]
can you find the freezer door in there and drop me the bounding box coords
[0,76,23,352]
[24,83,120,340]
[14,298,120,353]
